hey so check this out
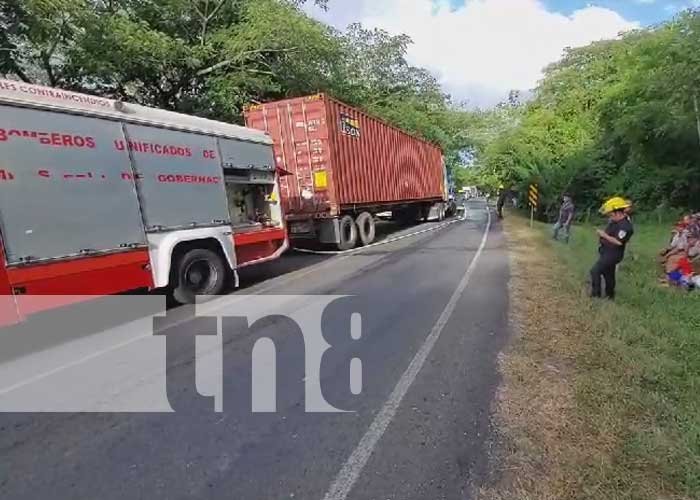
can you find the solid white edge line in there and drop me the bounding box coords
[321,207,492,500]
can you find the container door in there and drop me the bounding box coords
[294,98,334,215]
[267,103,307,214]
[123,124,230,231]
[0,105,147,264]
[281,99,318,214]
[247,97,333,216]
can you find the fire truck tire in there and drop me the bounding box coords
[172,248,227,304]
[337,215,358,251]
[356,212,376,246]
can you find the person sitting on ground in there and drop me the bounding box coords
[688,214,700,239]
[660,220,690,259]
[666,250,694,288]
[688,237,700,259]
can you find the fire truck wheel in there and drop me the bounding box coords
[356,212,376,246]
[337,215,358,251]
[172,248,227,304]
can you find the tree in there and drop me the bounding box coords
[471,10,700,215]
[0,0,90,85]
[0,0,479,170]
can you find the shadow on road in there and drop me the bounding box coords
[0,219,434,363]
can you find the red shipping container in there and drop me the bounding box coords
[245,94,446,220]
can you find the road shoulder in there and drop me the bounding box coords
[478,214,698,500]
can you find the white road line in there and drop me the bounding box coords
[321,208,492,500]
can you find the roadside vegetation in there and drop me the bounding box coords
[460,9,700,218]
[480,213,700,500]
[463,9,700,499]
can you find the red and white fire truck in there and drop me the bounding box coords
[0,80,288,327]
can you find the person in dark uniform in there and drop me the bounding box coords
[590,197,634,299]
[496,185,508,219]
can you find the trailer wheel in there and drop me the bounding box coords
[356,212,376,246]
[437,203,446,222]
[337,215,358,251]
[172,248,227,304]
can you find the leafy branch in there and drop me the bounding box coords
[192,0,230,46]
[196,47,298,76]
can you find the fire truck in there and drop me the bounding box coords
[0,80,287,327]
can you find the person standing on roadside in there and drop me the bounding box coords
[496,185,508,219]
[590,197,634,300]
[553,193,575,243]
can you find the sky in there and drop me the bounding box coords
[305,0,695,108]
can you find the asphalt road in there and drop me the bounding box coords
[0,199,510,500]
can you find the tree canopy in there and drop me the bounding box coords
[0,0,477,172]
[473,9,700,217]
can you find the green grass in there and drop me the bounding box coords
[545,219,700,498]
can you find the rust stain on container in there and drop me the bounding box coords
[245,94,444,219]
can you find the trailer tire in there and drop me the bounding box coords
[356,212,376,246]
[172,248,227,304]
[337,215,358,251]
[437,204,445,221]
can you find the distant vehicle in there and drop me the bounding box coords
[245,94,450,250]
[460,186,478,199]
[0,80,287,326]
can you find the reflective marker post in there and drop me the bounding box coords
[528,184,539,228]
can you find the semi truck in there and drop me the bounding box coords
[0,79,287,327]
[245,94,449,250]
